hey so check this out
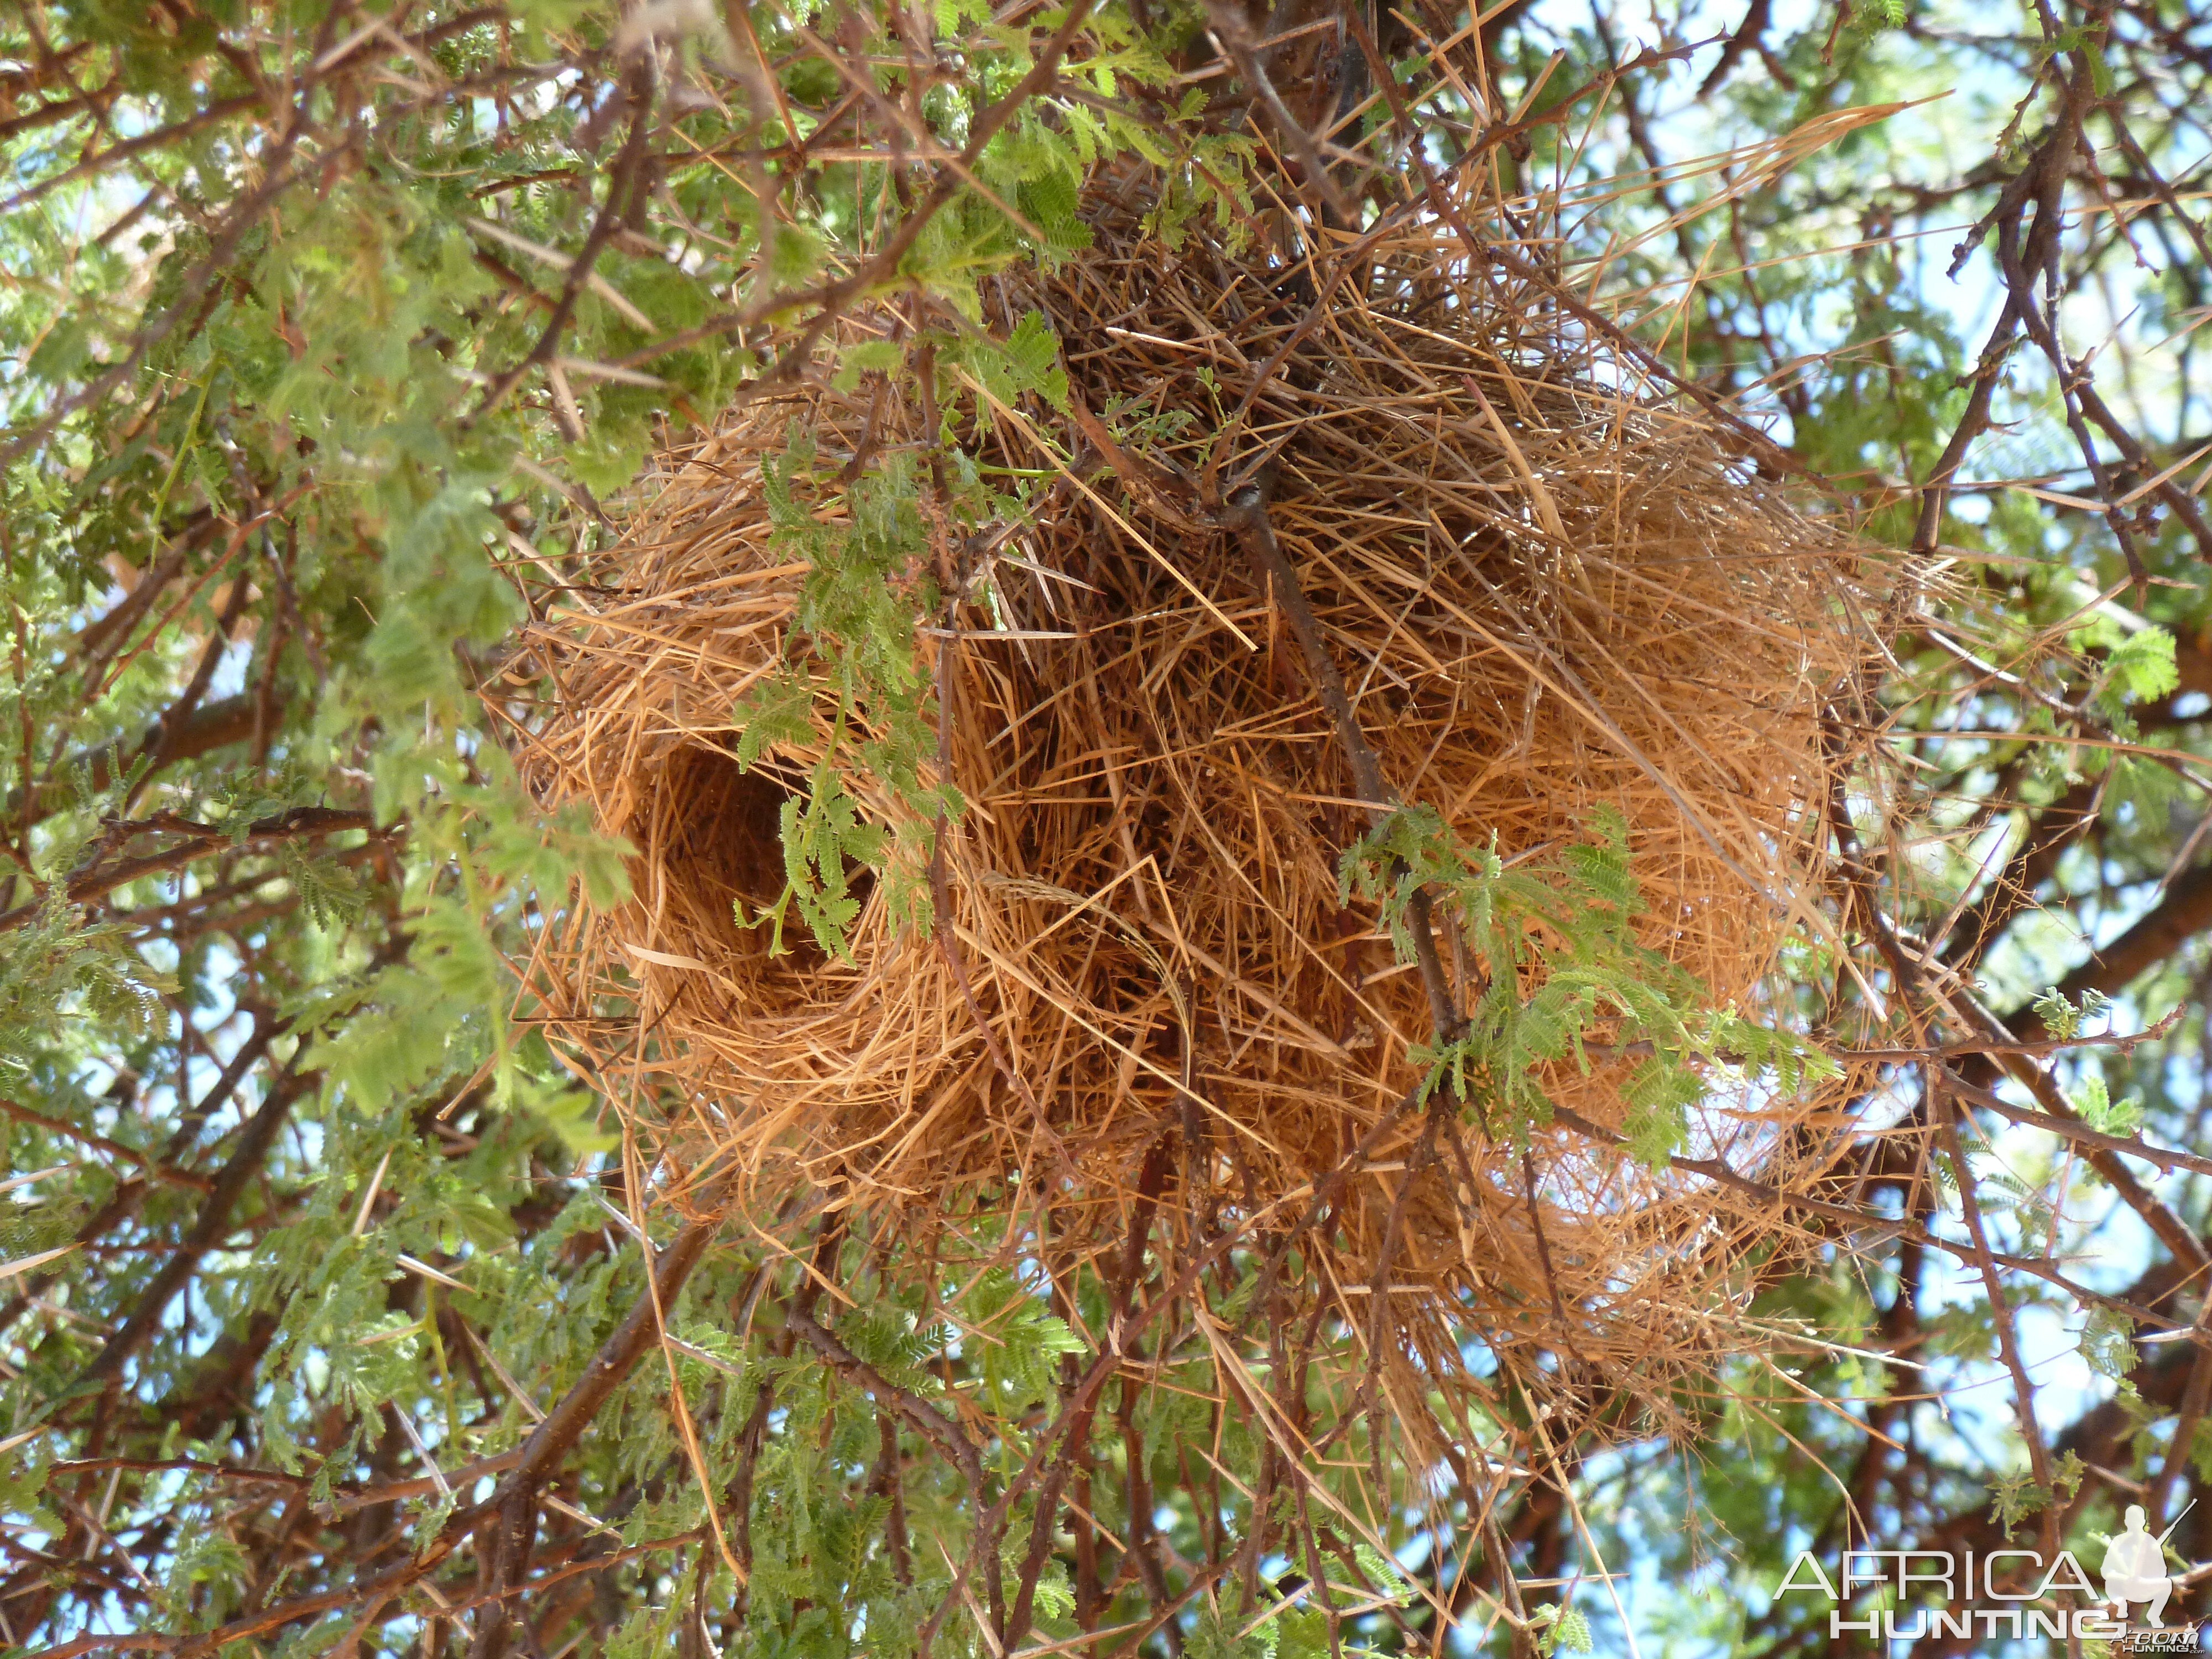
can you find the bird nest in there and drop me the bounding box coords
[510,183,1891,1421]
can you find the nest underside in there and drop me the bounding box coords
[513,190,1893,1431]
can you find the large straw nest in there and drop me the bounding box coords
[515,181,1889,1411]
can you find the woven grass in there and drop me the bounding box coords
[511,179,1890,1423]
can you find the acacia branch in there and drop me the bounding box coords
[786,1307,984,1488]
[0,15,349,469]
[0,807,375,935]
[613,0,1097,374]
[1198,0,1354,221]
[72,1067,313,1394]
[2032,859,2212,1024]
[473,63,656,419]
[5,693,260,831]
[1219,484,1462,1047]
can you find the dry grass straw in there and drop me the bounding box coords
[513,169,1892,1432]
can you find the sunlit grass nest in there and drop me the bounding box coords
[512,178,1893,1425]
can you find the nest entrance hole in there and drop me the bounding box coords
[644,744,862,973]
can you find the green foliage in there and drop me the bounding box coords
[1529,1602,1593,1656]
[734,676,822,772]
[966,1267,1088,1408]
[1339,804,1832,1151]
[2080,1307,2137,1380]
[1986,1451,2086,1542]
[2071,1067,2145,1135]
[948,311,1073,414]
[0,901,169,1074]
[2031,985,2112,1041]
[2098,626,2182,712]
[773,762,892,957]
[1352,1543,1415,1606]
[737,436,967,950]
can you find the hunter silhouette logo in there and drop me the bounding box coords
[2104,1505,2176,1629]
